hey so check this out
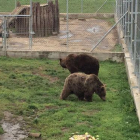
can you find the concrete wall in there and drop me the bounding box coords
[0,50,124,62]
[115,15,140,125]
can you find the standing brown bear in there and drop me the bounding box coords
[60,73,106,102]
[59,54,99,76]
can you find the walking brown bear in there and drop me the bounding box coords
[59,53,99,76]
[60,73,106,102]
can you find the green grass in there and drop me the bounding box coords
[0,57,140,140]
[112,44,122,52]
[0,0,115,13]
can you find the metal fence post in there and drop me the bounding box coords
[66,0,69,47]
[127,0,131,51]
[120,0,122,30]
[124,0,127,40]
[130,0,134,57]
[3,16,7,55]
[90,11,128,52]
[116,0,118,17]
[134,0,138,74]
[81,0,83,13]
[29,0,33,50]
[15,0,17,9]
[95,0,108,13]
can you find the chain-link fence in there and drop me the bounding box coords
[31,0,117,52]
[116,0,140,88]
[0,0,119,52]
[0,0,33,51]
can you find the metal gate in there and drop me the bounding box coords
[0,0,33,53]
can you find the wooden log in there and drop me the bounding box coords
[14,0,60,37]
[16,1,21,7]
[32,3,37,36]
[44,5,48,36]
[19,13,22,34]
[23,9,26,36]
[42,6,45,37]
[15,18,18,33]
[48,1,53,36]
[25,8,30,36]
[40,6,44,37]
[52,4,55,32]
[46,5,49,36]
[36,2,41,37]
[26,7,30,37]
[55,0,60,33]
[21,10,24,34]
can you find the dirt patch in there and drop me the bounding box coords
[45,105,58,110]
[32,67,59,83]
[82,110,100,116]
[0,111,28,140]
[0,18,119,52]
[61,127,69,132]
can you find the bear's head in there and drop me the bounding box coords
[59,58,67,68]
[96,85,106,101]
[85,74,106,101]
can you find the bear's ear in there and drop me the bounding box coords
[104,84,106,87]
[100,85,105,91]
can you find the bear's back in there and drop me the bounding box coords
[75,54,99,75]
[66,73,87,94]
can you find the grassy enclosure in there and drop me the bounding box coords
[0,0,115,13]
[0,57,140,140]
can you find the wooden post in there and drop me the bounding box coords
[32,3,37,36]
[23,9,26,36]
[16,1,21,7]
[40,6,44,37]
[55,0,60,33]
[46,5,49,36]
[14,0,59,37]
[48,1,53,35]
[36,2,41,37]
[26,7,30,37]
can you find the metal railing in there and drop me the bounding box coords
[116,0,140,88]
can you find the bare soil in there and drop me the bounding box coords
[0,18,119,52]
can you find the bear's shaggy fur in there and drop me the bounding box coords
[59,53,99,76]
[60,73,106,102]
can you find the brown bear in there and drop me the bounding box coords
[60,73,106,102]
[59,53,99,76]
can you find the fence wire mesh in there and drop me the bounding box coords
[116,0,140,89]
[0,0,119,53]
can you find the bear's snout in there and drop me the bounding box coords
[101,96,106,101]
